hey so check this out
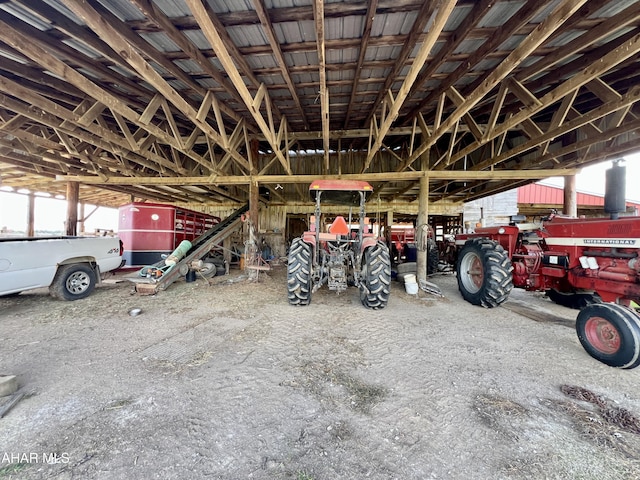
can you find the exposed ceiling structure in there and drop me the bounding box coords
[0,0,639,208]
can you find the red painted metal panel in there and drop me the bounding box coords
[118,202,220,266]
[309,179,373,192]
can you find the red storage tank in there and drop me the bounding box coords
[118,202,220,267]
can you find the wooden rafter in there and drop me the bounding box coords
[453,35,640,172]
[184,0,293,177]
[312,0,330,172]
[252,0,309,130]
[400,0,591,171]
[362,0,457,173]
[57,0,252,174]
[342,0,378,129]
[126,0,249,126]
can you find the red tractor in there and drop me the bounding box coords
[454,164,640,369]
[287,180,391,309]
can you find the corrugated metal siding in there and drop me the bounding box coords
[274,20,316,43]
[443,4,474,31]
[0,3,51,30]
[476,1,526,28]
[529,0,564,24]
[208,0,253,14]
[151,0,191,18]
[227,25,267,47]
[140,32,181,52]
[96,0,147,22]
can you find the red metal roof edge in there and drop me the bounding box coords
[518,183,640,208]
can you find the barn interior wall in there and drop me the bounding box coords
[181,197,465,259]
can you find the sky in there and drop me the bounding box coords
[539,151,640,202]
[1,152,640,232]
[0,192,119,233]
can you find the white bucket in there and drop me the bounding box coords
[404,273,416,284]
[405,281,418,294]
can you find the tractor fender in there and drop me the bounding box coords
[360,236,379,252]
[301,232,317,247]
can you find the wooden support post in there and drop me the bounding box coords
[79,203,85,235]
[65,181,79,236]
[249,139,260,232]
[416,145,430,284]
[564,175,578,217]
[27,192,35,237]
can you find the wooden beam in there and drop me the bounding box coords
[252,0,309,129]
[56,169,580,186]
[343,0,378,129]
[402,0,589,171]
[362,0,457,173]
[405,0,548,122]
[438,40,640,175]
[58,0,252,173]
[185,0,293,176]
[313,0,330,172]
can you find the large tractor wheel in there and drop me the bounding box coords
[287,238,313,306]
[576,303,640,369]
[456,238,513,308]
[360,241,391,309]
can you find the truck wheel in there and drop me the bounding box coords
[360,242,391,309]
[49,263,96,301]
[287,238,312,306]
[576,303,640,369]
[456,238,513,308]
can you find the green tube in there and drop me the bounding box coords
[164,240,192,266]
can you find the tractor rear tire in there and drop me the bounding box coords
[576,303,640,369]
[360,241,391,309]
[287,238,313,306]
[456,238,513,308]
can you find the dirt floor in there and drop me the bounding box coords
[1,265,640,480]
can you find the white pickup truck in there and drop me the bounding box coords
[0,236,124,300]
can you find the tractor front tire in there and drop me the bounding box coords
[287,238,313,306]
[456,238,513,308]
[576,303,640,369]
[360,242,391,309]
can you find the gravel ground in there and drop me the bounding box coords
[1,266,639,480]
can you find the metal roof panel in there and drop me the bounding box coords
[476,1,526,28]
